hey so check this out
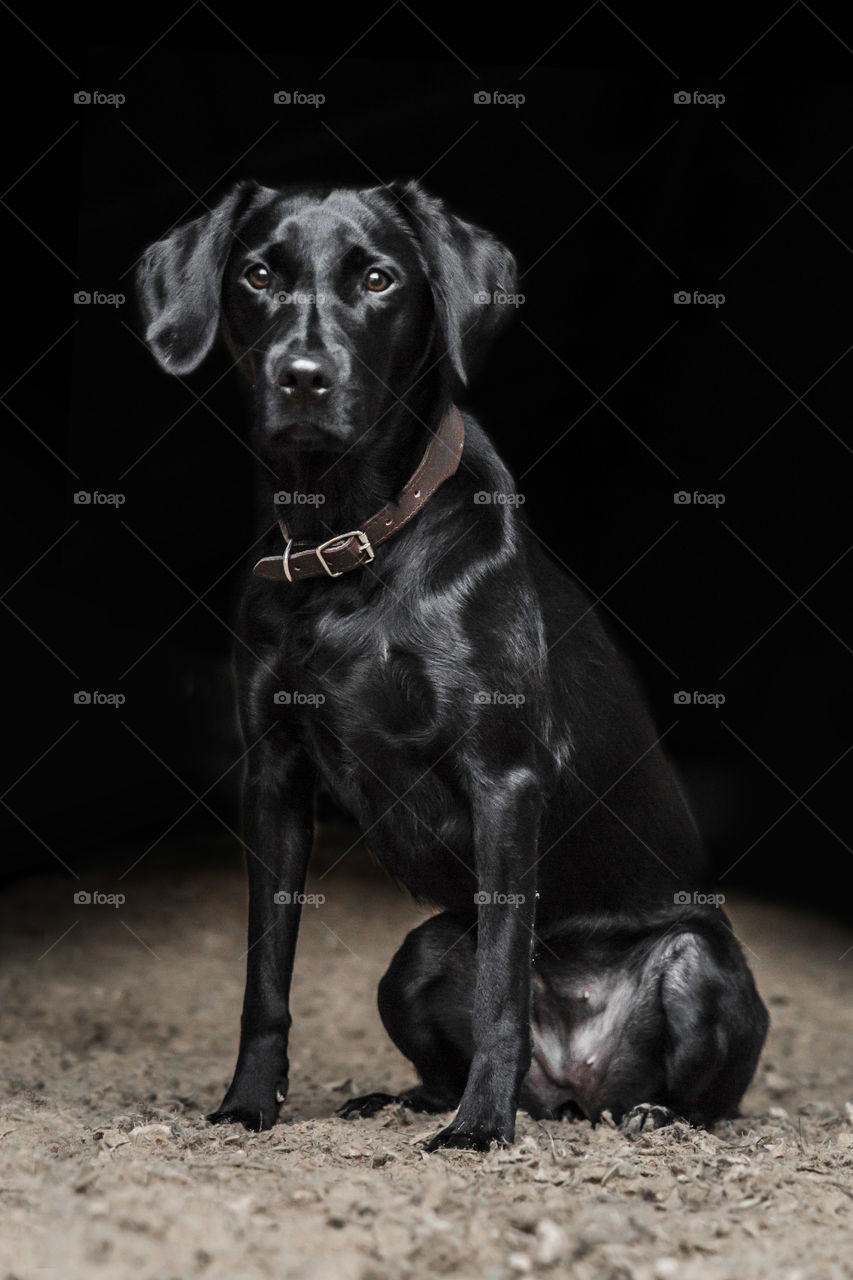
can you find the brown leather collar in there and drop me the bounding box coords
[252,405,465,583]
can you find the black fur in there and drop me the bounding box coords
[136,180,769,1149]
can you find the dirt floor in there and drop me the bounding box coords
[1,826,852,1280]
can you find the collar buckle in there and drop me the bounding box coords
[315,529,375,578]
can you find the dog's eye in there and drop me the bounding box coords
[365,269,393,293]
[245,264,271,289]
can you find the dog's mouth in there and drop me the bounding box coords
[264,421,348,452]
[283,425,330,449]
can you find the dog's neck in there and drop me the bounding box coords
[258,400,450,543]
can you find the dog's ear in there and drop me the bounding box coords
[135,181,259,375]
[385,181,518,386]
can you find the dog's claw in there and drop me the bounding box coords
[336,1092,398,1120]
[620,1103,677,1134]
[423,1123,509,1153]
[206,1097,281,1131]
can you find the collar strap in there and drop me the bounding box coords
[252,405,465,583]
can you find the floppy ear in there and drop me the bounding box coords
[135,181,258,375]
[386,180,518,385]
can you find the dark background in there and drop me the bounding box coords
[2,3,852,921]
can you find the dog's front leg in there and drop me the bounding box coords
[208,742,314,1131]
[425,767,540,1152]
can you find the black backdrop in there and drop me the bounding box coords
[3,4,852,922]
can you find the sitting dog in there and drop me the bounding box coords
[136,179,768,1150]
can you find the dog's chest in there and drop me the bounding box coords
[284,600,452,736]
[308,630,448,772]
[279,604,473,885]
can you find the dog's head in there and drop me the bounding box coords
[136,181,517,458]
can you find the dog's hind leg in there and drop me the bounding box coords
[337,912,476,1121]
[642,922,769,1128]
[524,919,768,1132]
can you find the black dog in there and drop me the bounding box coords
[136,180,768,1150]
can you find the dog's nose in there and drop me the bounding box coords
[276,353,336,400]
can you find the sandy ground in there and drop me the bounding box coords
[1,826,852,1280]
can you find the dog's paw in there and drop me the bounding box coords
[206,1090,283,1132]
[423,1122,511,1153]
[620,1103,677,1135]
[336,1092,398,1120]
